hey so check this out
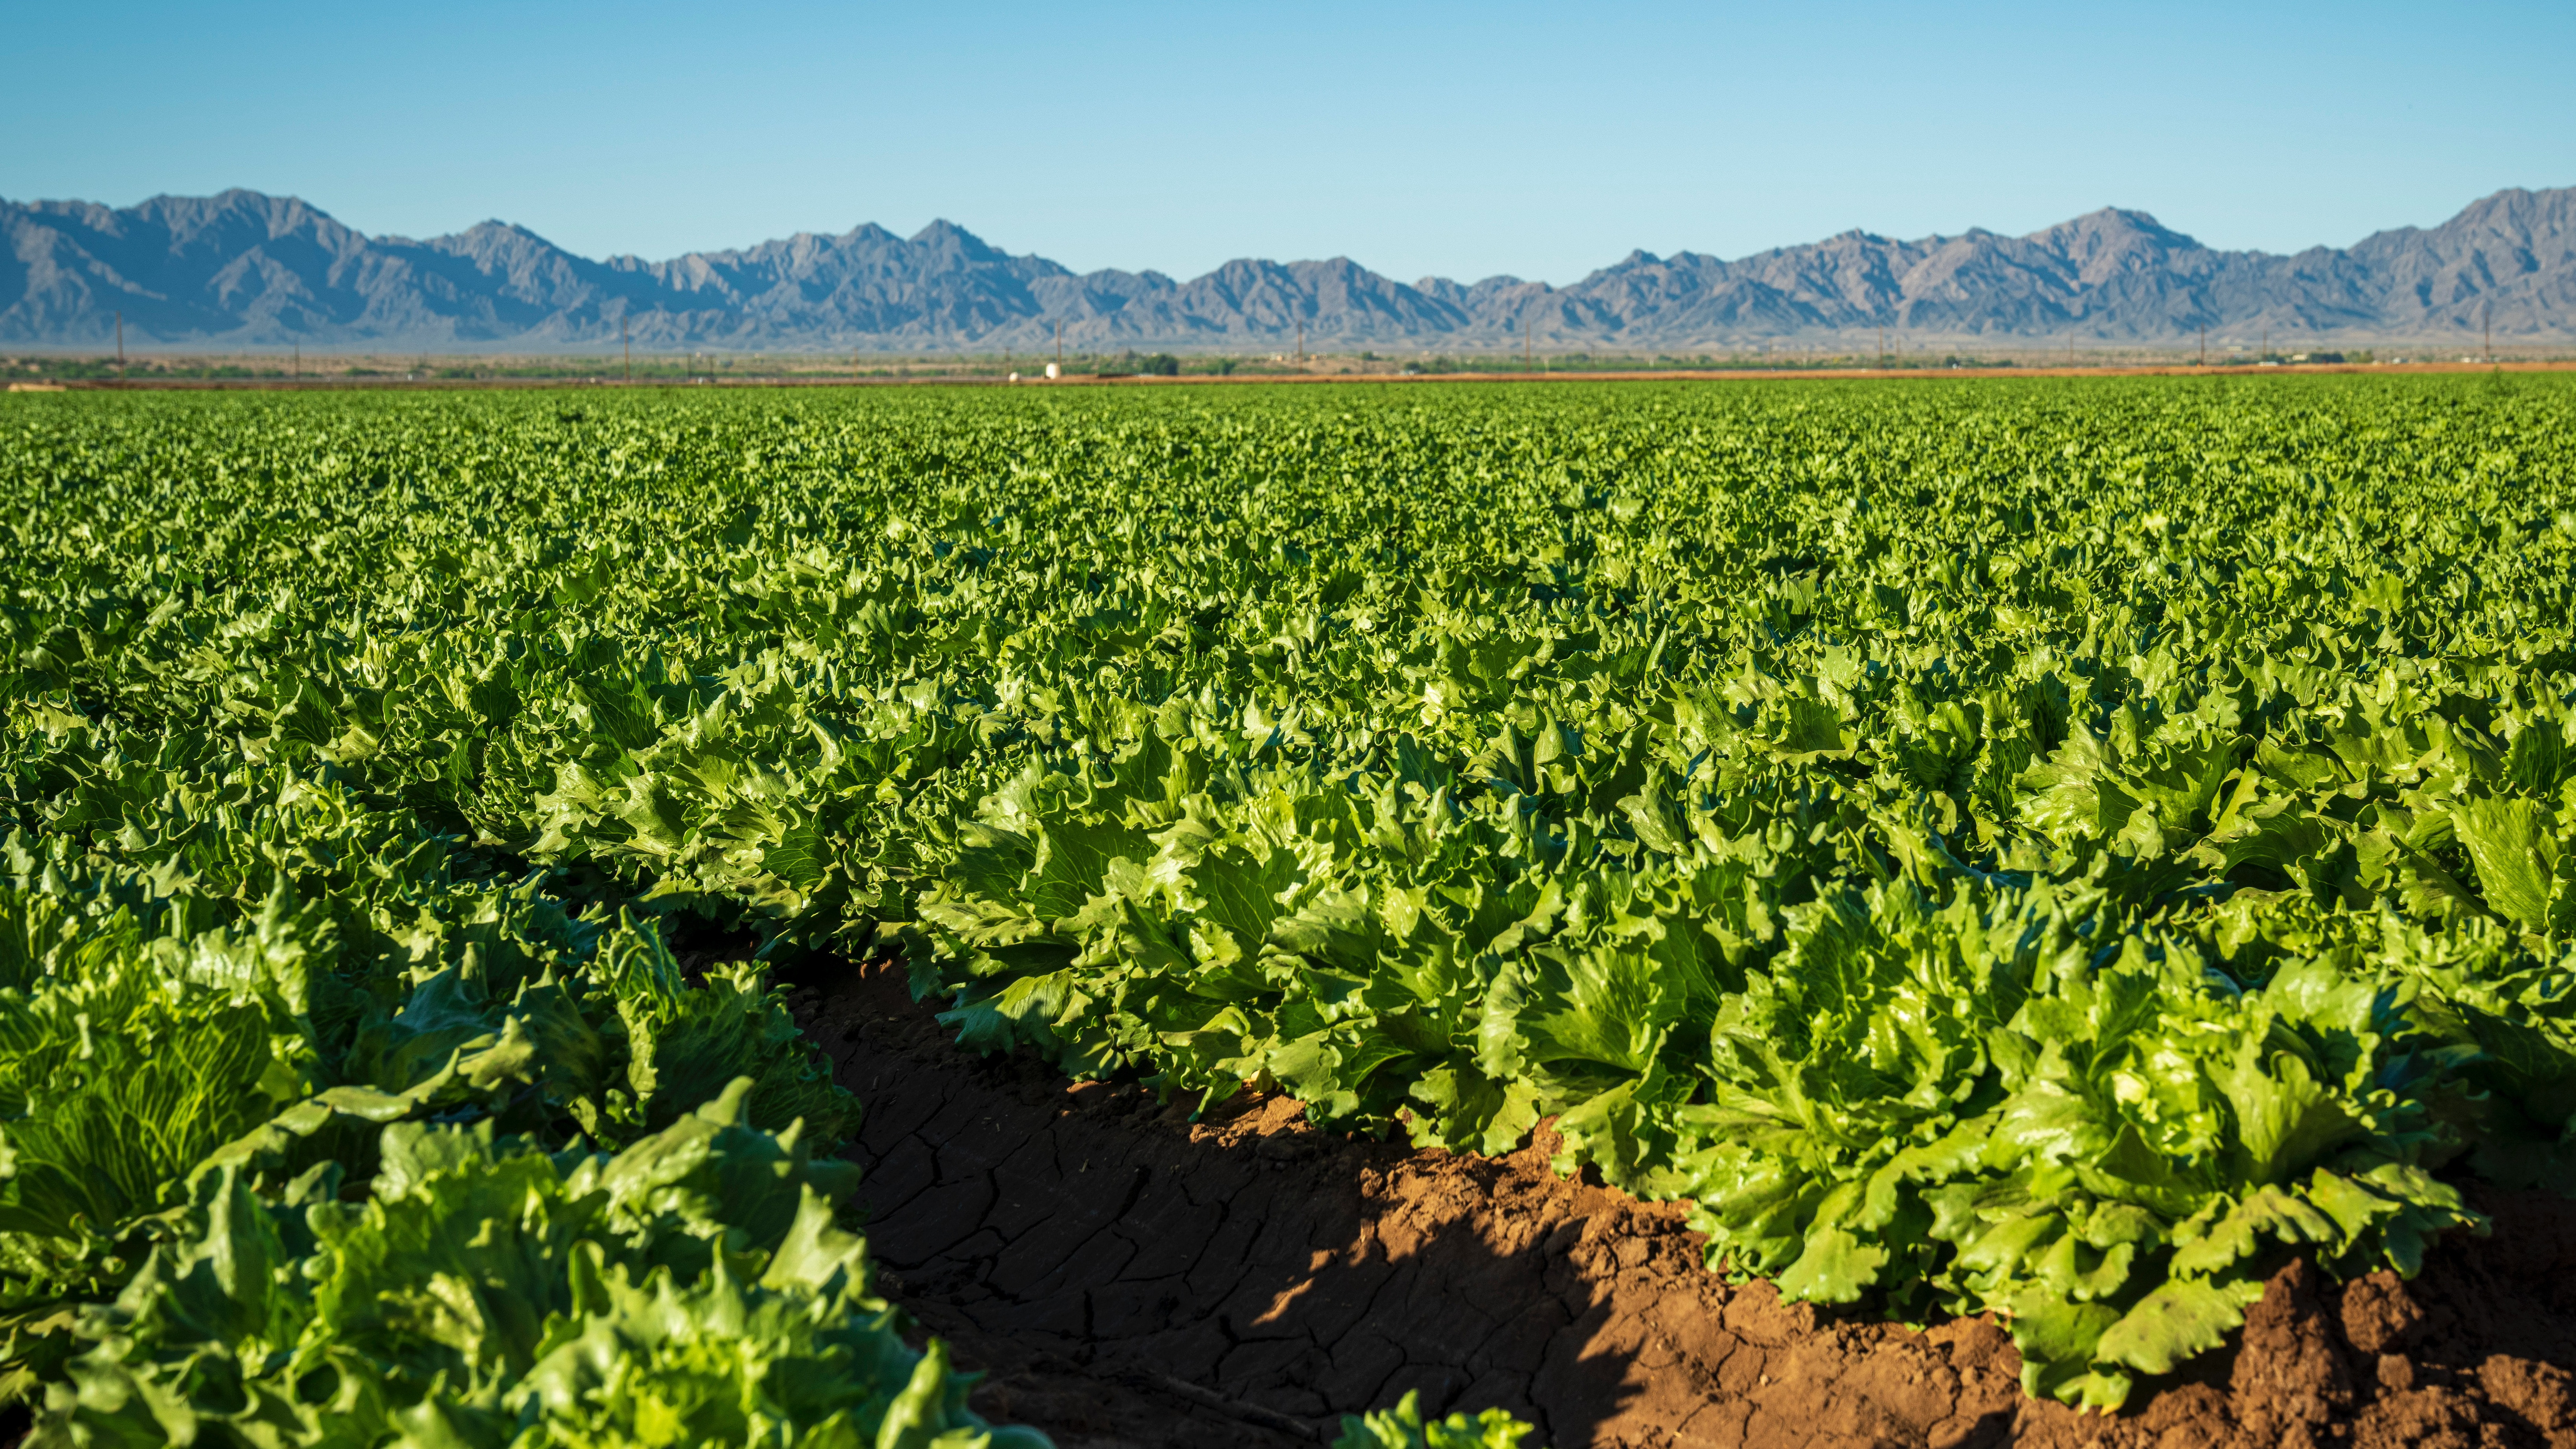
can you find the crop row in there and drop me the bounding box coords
[3,376,2571,1429]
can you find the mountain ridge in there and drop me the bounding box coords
[6,186,2571,349]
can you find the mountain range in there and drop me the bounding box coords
[5,186,2571,351]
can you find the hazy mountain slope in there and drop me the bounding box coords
[5,186,2570,348]
[2349,187,2576,335]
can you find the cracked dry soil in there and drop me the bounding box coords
[794,960,2576,1449]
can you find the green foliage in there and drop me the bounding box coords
[0,879,321,1347]
[0,812,864,1401]
[3,374,2573,1414]
[1333,1389,1539,1448]
[29,1079,1043,1449]
[1657,877,2470,1404]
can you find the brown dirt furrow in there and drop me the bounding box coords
[794,960,2576,1449]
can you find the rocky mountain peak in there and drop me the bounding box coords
[4,186,2569,348]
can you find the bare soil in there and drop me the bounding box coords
[794,960,2576,1448]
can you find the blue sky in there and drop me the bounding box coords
[8,0,2571,284]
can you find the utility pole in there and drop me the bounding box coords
[114,311,124,373]
[1296,319,1305,365]
[623,316,631,383]
[2199,324,2207,368]
[2484,300,2493,364]
[1054,319,1063,368]
[1879,327,1888,371]
[1523,319,1532,371]
[292,343,299,379]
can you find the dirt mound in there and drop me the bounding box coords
[794,961,2576,1448]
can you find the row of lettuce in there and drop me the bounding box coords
[0,789,1516,1449]
[0,388,1550,1447]
[5,375,2573,1419]
[0,741,1041,1445]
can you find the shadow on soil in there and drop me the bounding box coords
[790,957,2576,1449]
[795,960,2028,1448]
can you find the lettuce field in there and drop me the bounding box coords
[3,375,2574,1444]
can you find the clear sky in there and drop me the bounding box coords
[8,0,2572,285]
